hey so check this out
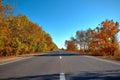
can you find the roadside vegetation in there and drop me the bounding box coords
[0,0,58,56]
[65,20,120,57]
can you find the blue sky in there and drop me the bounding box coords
[5,0,120,48]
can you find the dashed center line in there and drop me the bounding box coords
[59,55,65,80]
[60,73,66,80]
[60,56,62,59]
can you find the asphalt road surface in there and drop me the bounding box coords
[0,51,120,80]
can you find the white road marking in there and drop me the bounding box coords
[60,73,66,80]
[85,56,120,66]
[0,57,32,65]
[60,56,62,59]
[59,52,65,80]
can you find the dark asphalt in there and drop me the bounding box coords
[0,51,120,80]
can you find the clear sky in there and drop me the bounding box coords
[4,0,120,48]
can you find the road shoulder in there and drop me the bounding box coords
[85,55,120,66]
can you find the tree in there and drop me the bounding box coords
[88,20,120,56]
[65,40,78,52]
[99,20,120,56]
[65,19,120,56]
[0,0,58,56]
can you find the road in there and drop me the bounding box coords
[0,51,120,80]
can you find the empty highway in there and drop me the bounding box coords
[0,51,120,80]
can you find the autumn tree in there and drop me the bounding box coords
[65,20,120,56]
[0,0,58,56]
[97,20,120,56]
[75,29,92,52]
[0,0,3,21]
[65,39,78,52]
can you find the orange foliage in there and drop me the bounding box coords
[66,20,120,56]
[0,0,58,56]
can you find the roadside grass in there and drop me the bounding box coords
[0,51,55,61]
[93,52,120,61]
[0,52,38,61]
[85,51,120,61]
[101,56,120,61]
[103,52,120,61]
[0,56,16,61]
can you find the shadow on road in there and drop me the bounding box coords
[66,69,120,80]
[34,51,88,57]
[1,69,120,80]
[0,74,59,80]
[35,53,85,57]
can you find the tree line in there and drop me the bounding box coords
[0,0,58,56]
[65,20,120,56]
